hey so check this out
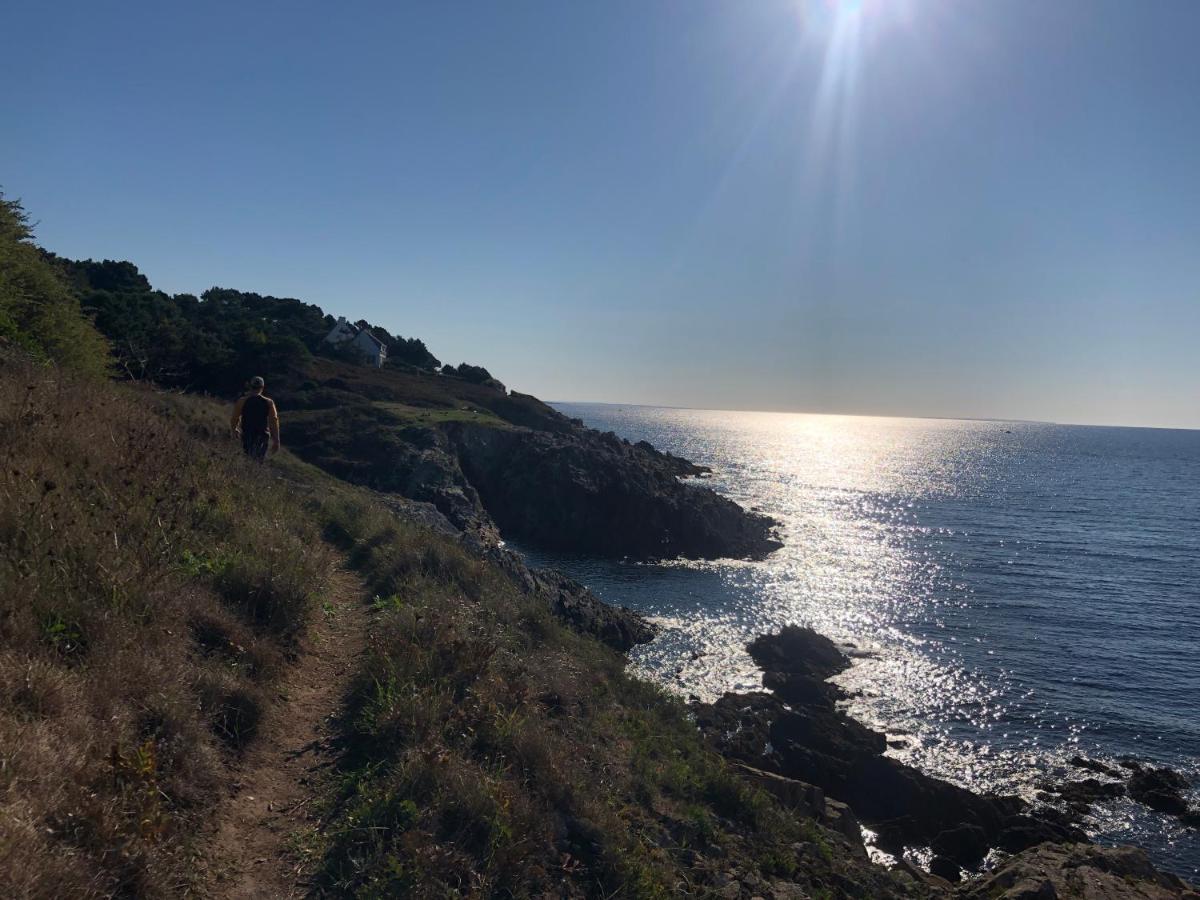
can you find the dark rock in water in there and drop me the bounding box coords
[1129,766,1191,817]
[694,627,1090,872]
[1039,776,1126,815]
[447,422,782,560]
[995,812,1087,854]
[1070,755,1118,777]
[928,855,961,883]
[962,843,1199,899]
[694,687,1039,868]
[747,625,850,681]
[930,823,989,868]
[763,669,846,707]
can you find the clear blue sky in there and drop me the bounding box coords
[3,0,1198,428]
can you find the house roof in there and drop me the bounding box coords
[356,329,386,350]
[327,319,386,352]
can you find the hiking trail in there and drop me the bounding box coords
[203,565,368,898]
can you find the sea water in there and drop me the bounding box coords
[519,404,1200,877]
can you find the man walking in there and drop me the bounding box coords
[231,376,280,461]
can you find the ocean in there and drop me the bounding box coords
[519,403,1200,877]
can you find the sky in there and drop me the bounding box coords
[3,0,1198,428]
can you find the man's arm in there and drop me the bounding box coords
[230,396,245,436]
[268,399,281,451]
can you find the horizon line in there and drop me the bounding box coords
[543,399,1200,434]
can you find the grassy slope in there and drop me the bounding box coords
[284,358,568,430]
[306,505,922,899]
[0,356,920,898]
[0,355,334,896]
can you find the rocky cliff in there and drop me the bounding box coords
[446,421,781,560]
[279,363,781,561]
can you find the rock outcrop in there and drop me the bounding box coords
[1126,762,1193,817]
[474,539,655,651]
[447,422,781,560]
[960,843,1200,899]
[1037,755,1198,827]
[694,627,1086,872]
[379,494,653,652]
[283,378,781,562]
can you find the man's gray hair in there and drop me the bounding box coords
[249,376,265,389]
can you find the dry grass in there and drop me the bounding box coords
[312,500,895,899]
[0,352,912,898]
[0,355,333,897]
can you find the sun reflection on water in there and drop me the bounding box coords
[528,405,1200,875]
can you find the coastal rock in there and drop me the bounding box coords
[381,491,653,652]
[747,625,850,680]
[1127,765,1191,817]
[929,855,962,883]
[730,763,866,857]
[471,541,654,652]
[281,365,779,560]
[960,843,1200,899]
[526,565,654,652]
[1037,777,1126,816]
[1069,756,1117,777]
[633,438,710,477]
[282,407,498,538]
[695,628,1087,871]
[931,825,989,869]
[447,422,782,560]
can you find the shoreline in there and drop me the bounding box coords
[687,623,1199,885]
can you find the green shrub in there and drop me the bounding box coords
[0,195,109,376]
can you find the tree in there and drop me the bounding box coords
[352,319,441,370]
[441,362,505,391]
[0,194,109,376]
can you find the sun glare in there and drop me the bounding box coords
[792,0,920,245]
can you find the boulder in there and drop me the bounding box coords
[747,626,850,680]
[961,843,1199,899]
[928,855,961,883]
[1128,766,1191,817]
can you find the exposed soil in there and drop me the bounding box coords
[203,566,368,898]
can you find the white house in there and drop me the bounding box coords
[323,316,388,367]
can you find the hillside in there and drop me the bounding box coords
[53,252,781,560]
[0,353,915,898]
[2,197,1195,898]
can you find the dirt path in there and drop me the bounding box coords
[203,567,367,899]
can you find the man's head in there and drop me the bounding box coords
[249,376,265,394]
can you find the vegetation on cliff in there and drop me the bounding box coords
[44,241,780,560]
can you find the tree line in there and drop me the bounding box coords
[1,193,501,393]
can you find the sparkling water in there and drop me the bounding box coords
[520,404,1200,876]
